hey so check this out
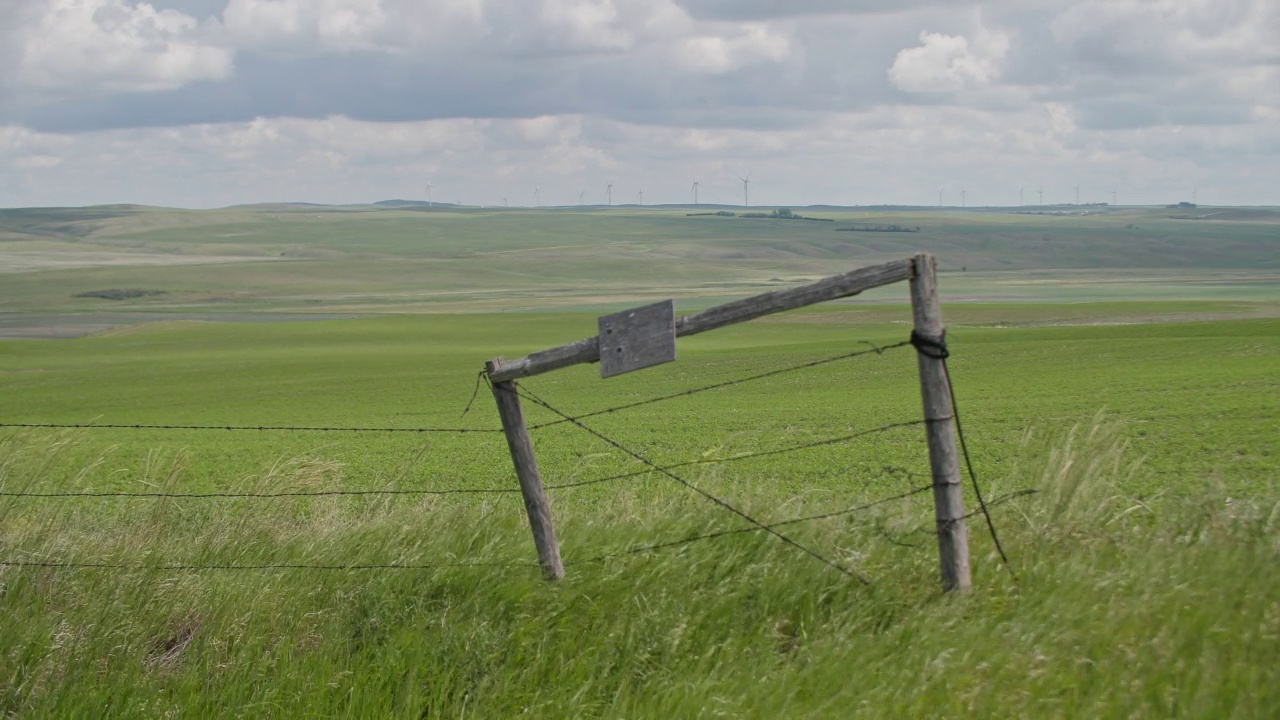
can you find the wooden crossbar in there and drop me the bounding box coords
[486,257,914,383]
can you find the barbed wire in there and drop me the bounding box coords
[508,382,873,584]
[0,559,536,572]
[0,424,922,499]
[526,340,910,431]
[908,330,1012,570]
[0,487,522,499]
[0,422,501,434]
[0,490,1038,575]
[1,333,1023,584]
[579,484,933,563]
[544,422,925,491]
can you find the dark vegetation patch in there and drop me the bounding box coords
[837,224,921,233]
[74,289,167,301]
[739,209,833,222]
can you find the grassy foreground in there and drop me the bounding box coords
[1,307,1277,716]
[0,421,1276,718]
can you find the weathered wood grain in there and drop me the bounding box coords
[908,253,971,592]
[485,358,565,581]
[598,300,676,378]
[673,258,913,337]
[486,257,913,383]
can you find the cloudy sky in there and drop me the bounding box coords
[1,0,1277,208]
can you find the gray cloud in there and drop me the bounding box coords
[0,0,1277,207]
[674,0,976,21]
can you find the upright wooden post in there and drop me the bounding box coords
[485,358,565,581]
[908,253,971,592]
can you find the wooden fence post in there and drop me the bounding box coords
[909,253,971,592]
[485,358,565,581]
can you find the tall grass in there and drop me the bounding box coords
[0,422,1276,718]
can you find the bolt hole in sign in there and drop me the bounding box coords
[597,300,676,378]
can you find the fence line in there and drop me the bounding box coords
[578,484,933,563]
[2,486,1038,574]
[0,422,501,434]
[526,340,911,431]
[2,318,1020,585]
[509,382,872,583]
[0,421,928,499]
[6,481,1033,575]
[0,559,536,572]
[0,341,909,437]
[908,330,1011,570]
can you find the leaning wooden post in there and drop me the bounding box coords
[485,357,565,581]
[908,253,971,592]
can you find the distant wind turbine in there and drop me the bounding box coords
[1192,187,1199,204]
[638,189,644,206]
[579,190,585,205]
[1111,189,1118,205]
[1037,185,1044,205]
[692,180,699,205]
[534,186,541,208]
[426,181,433,208]
[960,188,967,208]
[1073,185,1080,205]
[737,172,752,207]
[1019,186,1025,206]
[607,183,613,207]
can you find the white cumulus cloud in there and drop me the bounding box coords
[13,0,232,94]
[888,26,1010,93]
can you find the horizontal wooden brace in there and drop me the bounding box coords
[486,257,915,383]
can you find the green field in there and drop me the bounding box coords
[2,205,1278,330]
[1,206,1278,716]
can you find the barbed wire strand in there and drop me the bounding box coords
[0,425,923,500]
[0,487,521,499]
[909,331,1012,570]
[0,422,501,434]
[543,422,925,491]
[507,382,871,584]
[914,488,1041,536]
[0,559,537,572]
[580,484,932,563]
[527,340,910,430]
[0,423,922,500]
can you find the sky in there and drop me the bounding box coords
[1,0,1277,208]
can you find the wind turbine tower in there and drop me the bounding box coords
[534,186,541,208]
[1037,185,1044,205]
[607,183,613,207]
[426,181,433,208]
[638,189,644,206]
[1111,189,1118,205]
[1019,186,1025,206]
[961,188,967,208]
[1073,185,1080,205]
[579,190,585,205]
[692,180,699,205]
[737,172,752,207]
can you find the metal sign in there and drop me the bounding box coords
[598,300,676,378]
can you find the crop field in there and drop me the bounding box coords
[0,206,1278,717]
